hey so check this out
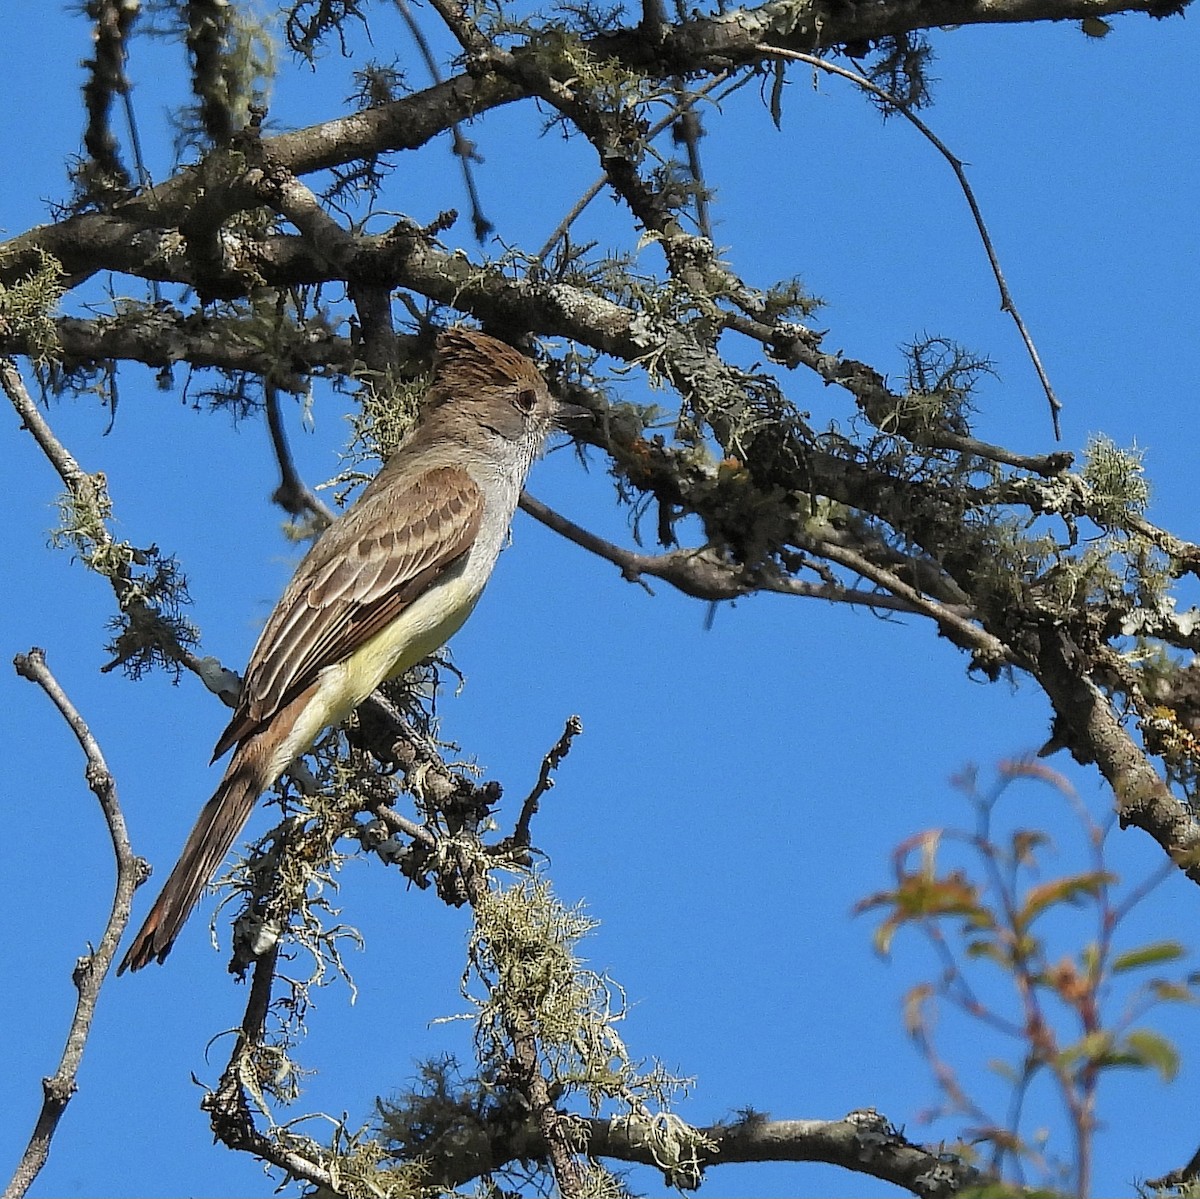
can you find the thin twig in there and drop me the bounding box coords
[2,359,90,486]
[519,491,953,617]
[535,177,609,265]
[264,382,334,524]
[534,71,732,264]
[392,0,493,241]
[810,537,1011,664]
[511,715,583,849]
[671,0,711,239]
[5,649,145,1199]
[754,45,1063,441]
[202,942,343,1191]
[114,24,164,308]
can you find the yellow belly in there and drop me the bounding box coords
[267,567,484,780]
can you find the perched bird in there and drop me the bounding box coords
[120,327,567,972]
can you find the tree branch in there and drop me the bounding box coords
[508,714,584,852]
[5,649,144,1199]
[585,1109,980,1197]
[80,0,137,193]
[755,44,1062,439]
[520,491,948,615]
[2,359,206,680]
[46,312,354,383]
[1034,631,1200,881]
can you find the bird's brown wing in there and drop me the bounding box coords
[212,464,483,759]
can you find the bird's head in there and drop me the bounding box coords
[425,328,590,456]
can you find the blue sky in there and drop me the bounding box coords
[3,4,1199,1197]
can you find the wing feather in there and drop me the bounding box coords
[212,465,483,759]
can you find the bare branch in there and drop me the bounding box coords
[509,715,584,851]
[807,536,1011,665]
[2,358,92,488]
[45,312,354,381]
[520,492,946,616]
[1034,632,1200,882]
[4,0,1177,291]
[755,45,1063,439]
[265,382,335,524]
[5,649,144,1199]
[202,945,345,1191]
[416,1101,984,1193]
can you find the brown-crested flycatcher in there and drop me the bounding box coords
[120,327,567,972]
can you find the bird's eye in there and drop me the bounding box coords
[514,387,539,414]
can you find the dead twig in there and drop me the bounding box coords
[5,649,146,1199]
[264,381,334,525]
[754,46,1063,440]
[511,715,584,851]
[534,71,732,264]
[2,358,208,681]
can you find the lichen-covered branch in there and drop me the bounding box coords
[7,4,1200,1193]
[585,1109,979,1197]
[2,359,202,680]
[79,0,137,194]
[51,310,353,383]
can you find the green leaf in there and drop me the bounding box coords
[1149,980,1199,1004]
[1122,1028,1180,1082]
[965,939,1011,968]
[1057,1030,1113,1070]
[1111,940,1187,974]
[1016,871,1115,930]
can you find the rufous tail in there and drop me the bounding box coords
[118,739,273,973]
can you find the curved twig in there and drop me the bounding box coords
[264,382,335,525]
[520,491,958,617]
[755,44,1063,440]
[5,649,145,1199]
